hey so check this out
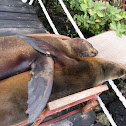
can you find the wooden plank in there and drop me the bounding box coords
[47,85,108,111]
[0,12,38,21]
[0,0,48,36]
[0,5,35,14]
[0,20,43,28]
[87,31,126,64]
[0,28,47,36]
[0,0,30,7]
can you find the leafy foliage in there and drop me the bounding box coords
[66,0,126,37]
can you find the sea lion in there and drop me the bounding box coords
[0,57,126,126]
[26,35,98,57]
[0,35,98,123]
[0,35,97,80]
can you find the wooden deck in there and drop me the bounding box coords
[0,0,47,36]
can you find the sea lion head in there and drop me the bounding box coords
[77,57,126,86]
[101,60,126,80]
[68,38,98,58]
[89,58,126,82]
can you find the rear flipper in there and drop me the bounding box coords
[26,55,54,123]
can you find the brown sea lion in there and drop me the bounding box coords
[0,57,126,126]
[0,35,98,123]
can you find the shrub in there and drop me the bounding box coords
[67,0,126,37]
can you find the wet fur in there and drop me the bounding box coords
[0,57,126,126]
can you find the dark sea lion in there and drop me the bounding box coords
[0,57,126,126]
[0,35,98,123]
[26,35,98,57]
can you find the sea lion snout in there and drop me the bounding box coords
[82,39,98,57]
[70,38,98,58]
[89,48,98,57]
[120,66,126,78]
[102,61,126,80]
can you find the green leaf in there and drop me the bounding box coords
[98,6,107,10]
[117,22,121,30]
[97,12,104,17]
[119,29,126,33]
[88,9,94,15]
[78,22,81,26]
[84,22,89,28]
[84,0,87,4]
[111,11,115,15]
[114,8,121,13]
[115,14,123,20]
[110,21,117,30]
[88,0,94,8]
[105,1,110,7]
[95,24,100,29]
[84,13,87,18]
[116,30,122,37]
[86,20,95,24]
[80,4,88,11]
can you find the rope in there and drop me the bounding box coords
[97,96,117,126]
[58,0,85,39]
[29,0,34,5]
[21,0,28,3]
[38,0,59,35]
[109,80,126,108]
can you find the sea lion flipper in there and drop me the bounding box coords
[26,56,54,123]
[19,35,68,59]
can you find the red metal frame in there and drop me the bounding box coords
[16,33,108,126]
[40,108,82,126]
[17,84,107,126]
[17,95,100,126]
[32,94,100,126]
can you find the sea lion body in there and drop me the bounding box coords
[0,35,126,125]
[0,36,38,80]
[0,35,98,124]
[0,57,126,126]
[0,36,97,80]
[51,57,126,100]
[27,35,98,57]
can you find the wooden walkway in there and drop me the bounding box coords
[0,0,47,36]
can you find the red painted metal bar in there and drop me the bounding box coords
[32,93,103,126]
[31,95,97,126]
[17,83,106,126]
[40,108,82,126]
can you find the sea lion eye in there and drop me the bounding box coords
[90,48,98,56]
[91,51,96,55]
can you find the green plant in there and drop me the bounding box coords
[67,29,77,38]
[67,0,126,37]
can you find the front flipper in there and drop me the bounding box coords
[26,55,54,123]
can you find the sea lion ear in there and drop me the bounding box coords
[26,55,54,123]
